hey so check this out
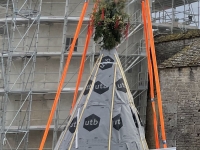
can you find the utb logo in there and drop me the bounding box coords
[69,117,77,133]
[94,81,109,94]
[116,78,127,93]
[84,80,92,95]
[113,114,123,130]
[99,56,114,70]
[83,114,100,132]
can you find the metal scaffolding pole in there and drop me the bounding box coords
[52,0,69,148]
[118,0,148,126]
[0,0,10,148]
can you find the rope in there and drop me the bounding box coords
[39,1,89,149]
[68,55,103,150]
[108,63,117,150]
[114,54,148,150]
[141,1,160,148]
[54,56,102,150]
[114,54,137,111]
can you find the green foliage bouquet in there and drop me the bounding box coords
[92,0,129,50]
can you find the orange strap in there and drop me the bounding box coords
[141,2,160,148]
[152,101,160,147]
[70,27,92,114]
[39,1,89,149]
[141,1,154,100]
[144,0,167,148]
[70,1,99,114]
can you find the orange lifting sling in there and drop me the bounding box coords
[70,1,99,114]
[39,1,90,149]
[142,0,167,148]
[141,1,160,148]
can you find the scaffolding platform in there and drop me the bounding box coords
[0,87,84,94]
[0,52,94,57]
[152,22,198,30]
[0,16,197,32]
[5,125,65,131]
[0,16,90,24]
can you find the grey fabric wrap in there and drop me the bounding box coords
[57,49,148,150]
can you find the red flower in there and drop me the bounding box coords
[101,8,105,20]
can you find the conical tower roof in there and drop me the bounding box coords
[55,49,149,150]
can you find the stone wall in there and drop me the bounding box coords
[155,37,199,64]
[146,67,200,149]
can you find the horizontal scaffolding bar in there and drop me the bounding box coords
[0,52,94,57]
[152,22,198,30]
[0,87,84,94]
[0,16,90,24]
[4,125,65,131]
[0,52,146,58]
[0,16,197,32]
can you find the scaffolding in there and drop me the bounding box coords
[0,1,95,149]
[152,0,199,33]
[0,0,199,149]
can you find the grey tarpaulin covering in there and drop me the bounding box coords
[55,49,149,150]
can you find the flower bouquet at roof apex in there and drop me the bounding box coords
[92,0,130,50]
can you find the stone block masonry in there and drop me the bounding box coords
[146,32,200,149]
[146,67,200,149]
